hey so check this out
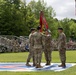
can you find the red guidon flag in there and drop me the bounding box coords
[40,11,49,32]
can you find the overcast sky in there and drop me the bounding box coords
[26,0,76,20]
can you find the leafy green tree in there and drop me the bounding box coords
[70,20,76,40]
[26,0,56,37]
[0,0,76,40]
[59,18,71,40]
[0,0,26,36]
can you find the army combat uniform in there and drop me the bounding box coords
[58,32,66,67]
[12,39,20,52]
[32,32,43,68]
[43,34,52,65]
[26,33,35,66]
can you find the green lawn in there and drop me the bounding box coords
[0,51,76,75]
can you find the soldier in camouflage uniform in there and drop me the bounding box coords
[12,37,20,52]
[32,26,43,68]
[57,28,66,68]
[43,30,52,65]
[26,28,35,66]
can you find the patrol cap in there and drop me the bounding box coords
[58,27,63,30]
[30,28,35,32]
[37,26,41,30]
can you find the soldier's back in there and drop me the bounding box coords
[33,32,42,48]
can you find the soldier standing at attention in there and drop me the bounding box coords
[26,28,35,66]
[32,26,43,68]
[57,28,66,68]
[12,37,20,52]
[43,30,52,65]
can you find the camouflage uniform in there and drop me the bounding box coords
[12,39,20,52]
[32,32,43,67]
[58,32,66,64]
[26,33,35,65]
[43,34,52,65]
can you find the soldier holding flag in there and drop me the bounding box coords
[43,30,52,65]
[40,11,52,65]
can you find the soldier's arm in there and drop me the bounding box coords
[31,35,34,47]
[42,34,45,49]
[42,34,45,46]
[29,34,31,44]
[50,35,52,47]
[58,34,64,43]
[56,34,63,47]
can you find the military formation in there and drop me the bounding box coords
[0,36,28,53]
[26,26,66,68]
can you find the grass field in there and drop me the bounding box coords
[0,51,76,75]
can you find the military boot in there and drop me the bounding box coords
[33,63,36,66]
[26,62,31,66]
[36,64,43,68]
[58,62,66,68]
[46,61,51,65]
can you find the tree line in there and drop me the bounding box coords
[0,0,76,41]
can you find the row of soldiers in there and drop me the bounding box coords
[26,26,66,68]
[0,36,27,52]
